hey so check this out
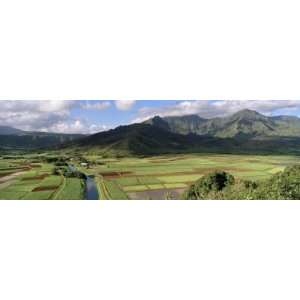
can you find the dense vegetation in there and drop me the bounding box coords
[184,166,300,200]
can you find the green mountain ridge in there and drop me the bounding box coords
[0,126,85,150]
[3,109,300,155]
[64,109,300,156]
[146,109,300,138]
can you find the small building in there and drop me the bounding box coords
[81,162,88,167]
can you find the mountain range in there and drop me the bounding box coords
[0,126,84,150]
[145,109,300,138]
[63,109,300,156]
[2,109,300,155]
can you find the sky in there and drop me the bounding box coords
[1,100,300,134]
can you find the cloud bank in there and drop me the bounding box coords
[0,100,107,134]
[115,100,136,110]
[133,100,300,123]
[81,101,111,110]
[2,100,300,134]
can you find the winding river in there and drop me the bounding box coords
[85,176,99,200]
[68,165,100,200]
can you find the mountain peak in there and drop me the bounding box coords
[229,109,269,123]
[0,125,24,135]
[232,109,262,117]
[143,115,170,131]
[152,115,163,121]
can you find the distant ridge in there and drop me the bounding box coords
[65,110,300,156]
[145,109,300,138]
[3,110,300,154]
[0,126,24,135]
[145,114,207,135]
[0,125,85,150]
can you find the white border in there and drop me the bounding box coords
[1,0,300,299]
[0,0,299,100]
[1,200,300,300]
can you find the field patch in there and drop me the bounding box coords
[21,174,49,181]
[15,179,42,185]
[0,172,16,178]
[0,191,27,200]
[115,177,140,186]
[158,174,202,183]
[30,164,42,168]
[146,184,165,190]
[100,171,134,179]
[55,178,85,200]
[32,186,58,192]
[22,190,55,200]
[104,180,128,199]
[268,167,285,174]
[3,183,38,192]
[138,177,162,185]
[123,185,148,192]
[38,175,62,188]
[128,188,185,200]
[164,183,187,189]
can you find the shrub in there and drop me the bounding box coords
[63,169,86,179]
[183,165,300,200]
[52,167,61,175]
[184,171,235,199]
[253,165,300,199]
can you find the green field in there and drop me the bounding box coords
[0,153,299,199]
[55,178,85,200]
[81,154,300,200]
[0,158,86,200]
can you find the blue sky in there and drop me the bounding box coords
[1,100,300,134]
[71,100,180,128]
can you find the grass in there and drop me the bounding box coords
[158,174,203,183]
[164,183,187,188]
[104,180,128,199]
[22,190,55,200]
[3,183,39,192]
[55,178,85,200]
[138,177,162,185]
[115,177,140,186]
[0,190,27,200]
[147,184,165,190]
[38,175,62,188]
[268,167,285,174]
[123,185,149,192]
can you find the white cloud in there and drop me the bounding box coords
[81,101,111,110]
[45,120,108,134]
[115,100,136,110]
[0,100,108,134]
[0,100,76,130]
[133,100,300,123]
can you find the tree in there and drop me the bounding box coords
[183,165,300,200]
[254,165,300,199]
[184,171,235,200]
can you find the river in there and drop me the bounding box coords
[68,164,100,200]
[86,176,100,200]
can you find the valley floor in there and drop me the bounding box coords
[73,153,300,200]
[0,153,299,200]
[0,160,85,200]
